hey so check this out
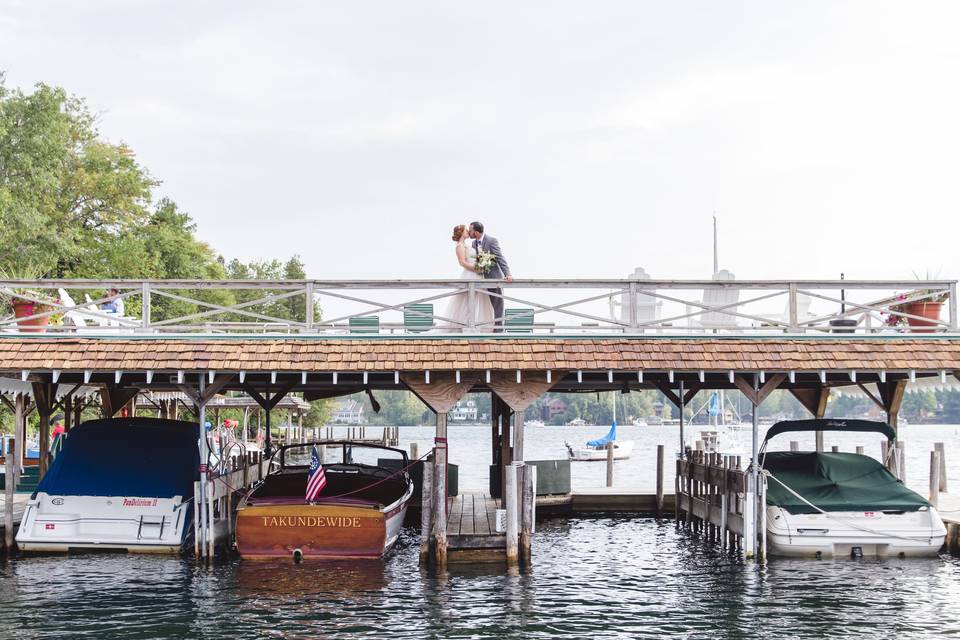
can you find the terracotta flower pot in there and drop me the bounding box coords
[12,300,50,333]
[903,301,943,333]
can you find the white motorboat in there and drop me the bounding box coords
[632,418,648,427]
[526,420,546,428]
[762,419,946,559]
[16,418,199,553]
[566,418,587,427]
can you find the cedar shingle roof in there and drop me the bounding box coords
[0,337,957,372]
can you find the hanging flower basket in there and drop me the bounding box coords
[12,299,51,333]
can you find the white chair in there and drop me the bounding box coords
[687,270,741,330]
[609,267,663,331]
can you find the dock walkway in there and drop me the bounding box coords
[447,493,505,563]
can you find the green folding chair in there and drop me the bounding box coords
[403,304,435,333]
[505,308,535,333]
[349,316,380,334]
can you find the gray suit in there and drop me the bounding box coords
[474,234,510,330]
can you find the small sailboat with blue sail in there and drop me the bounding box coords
[564,394,634,461]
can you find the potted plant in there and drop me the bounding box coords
[0,264,63,333]
[888,274,949,333]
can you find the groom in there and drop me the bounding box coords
[468,221,512,331]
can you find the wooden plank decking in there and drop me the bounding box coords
[447,493,505,561]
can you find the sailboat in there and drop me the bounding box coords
[564,394,634,461]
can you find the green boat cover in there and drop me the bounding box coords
[764,451,930,515]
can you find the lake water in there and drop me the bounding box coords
[2,423,960,638]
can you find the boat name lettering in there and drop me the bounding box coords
[123,498,158,507]
[261,516,363,528]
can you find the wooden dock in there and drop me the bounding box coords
[447,493,505,563]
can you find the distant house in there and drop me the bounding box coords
[450,399,479,422]
[333,399,365,425]
[542,398,568,420]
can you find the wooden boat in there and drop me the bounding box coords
[235,441,413,560]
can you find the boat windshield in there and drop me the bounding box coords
[278,442,406,470]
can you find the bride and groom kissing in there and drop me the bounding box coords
[445,221,512,332]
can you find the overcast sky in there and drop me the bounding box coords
[2,1,959,282]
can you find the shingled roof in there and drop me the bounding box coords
[0,337,957,372]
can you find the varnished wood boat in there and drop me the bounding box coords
[235,441,413,560]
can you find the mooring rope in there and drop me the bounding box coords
[763,470,939,544]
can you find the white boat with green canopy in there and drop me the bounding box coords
[761,419,946,559]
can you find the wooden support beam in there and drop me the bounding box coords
[734,373,786,405]
[240,379,298,411]
[31,382,58,477]
[789,386,830,419]
[857,383,885,410]
[877,379,908,429]
[402,371,480,414]
[99,386,140,418]
[486,371,558,413]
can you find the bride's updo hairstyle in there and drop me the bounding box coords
[452,224,466,241]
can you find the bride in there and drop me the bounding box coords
[442,224,495,331]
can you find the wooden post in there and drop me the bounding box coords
[14,395,26,486]
[656,444,665,517]
[4,438,13,552]
[831,445,839,453]
[930,450,941,508]
[505,462,519,567]
[896,441,906,482]
[790,441,799,452]
[743,467,756,559]
[815,431,824,452]
[409,442,418,461]
[520,463,534,567]
[513,412,525,463]
[856,445,864,455]
[433,412,448,569]
[420,452,433,566]
[606,441,614,487]
[935,442,947,492]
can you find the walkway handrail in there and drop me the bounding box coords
[0,278,956,336]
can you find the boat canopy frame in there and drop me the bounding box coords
[761,418,895,456]
[273,440,410,471]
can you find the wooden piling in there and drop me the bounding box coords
[520,463,534,567]
[896,441,906,482]
[856,445,864,455]
[606,442,614,487]
[434,413,449,569]
[4,438,13,552]
[410,442,418,461]
[505,463,519,567]
[831,445,839,453]
[935,442,947,492]
[419,453,433,566]
[656,444,664,517]
[930,450,941,508]
[789,441,798,452]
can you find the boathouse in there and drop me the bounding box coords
[2,276,959,564]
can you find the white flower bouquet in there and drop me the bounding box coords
[475,250,497,276]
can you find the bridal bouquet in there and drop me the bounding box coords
[475,250,497,275]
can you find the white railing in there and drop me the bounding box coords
[0,278,956,336]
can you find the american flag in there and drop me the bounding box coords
[305,445,327,502]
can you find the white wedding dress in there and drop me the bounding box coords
[442,241,495,331]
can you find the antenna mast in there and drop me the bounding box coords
[713,214,719,275]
